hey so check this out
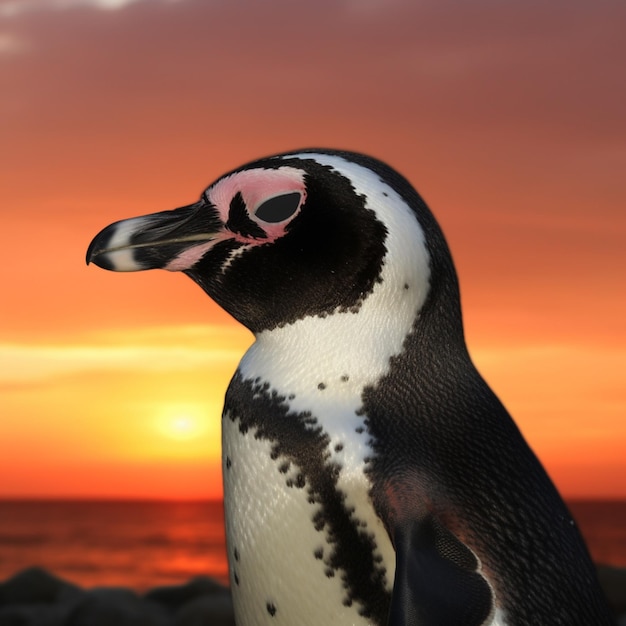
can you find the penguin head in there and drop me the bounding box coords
[87,149,461,337]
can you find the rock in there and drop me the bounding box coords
[173,594,234,626]
[0,568,84,625]
[144,577,230,614]
[0,603,70,626]
[597,564,626,617]
[144,577,233,626]
[0,570,237,626]
[0,568,82,607]
[66,588,169,626]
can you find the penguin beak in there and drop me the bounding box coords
[86,200,221,272]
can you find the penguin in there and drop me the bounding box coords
[87,149,613,626]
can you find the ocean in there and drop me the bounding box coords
[0,499,624,591]
[0,500,228,591]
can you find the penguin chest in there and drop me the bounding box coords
[222,412,395,626]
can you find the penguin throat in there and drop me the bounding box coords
[238,281,425,410]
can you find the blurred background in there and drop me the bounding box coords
[1,0,624,591]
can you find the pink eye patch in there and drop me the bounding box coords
[207,166,307,224]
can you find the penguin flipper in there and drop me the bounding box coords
[389,514,494,626]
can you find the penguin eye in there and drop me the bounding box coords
[254,192,301,223]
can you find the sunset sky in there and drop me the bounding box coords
[1,0,624,500]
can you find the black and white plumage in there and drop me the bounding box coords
[87,149,612,626]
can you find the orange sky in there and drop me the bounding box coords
[0,0,624,499]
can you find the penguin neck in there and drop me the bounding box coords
[237,277,427,412]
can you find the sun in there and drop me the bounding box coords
[156,405,208,442]
[169,415,198,439]
[138,401,223,461]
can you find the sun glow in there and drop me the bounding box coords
[170,415,196,437]
[139,401,224,463]
[156,405,210,441]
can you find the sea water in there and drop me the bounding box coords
[0,499,624,591]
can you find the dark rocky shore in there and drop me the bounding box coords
[1,565,625,625]
[0,568,234,626]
